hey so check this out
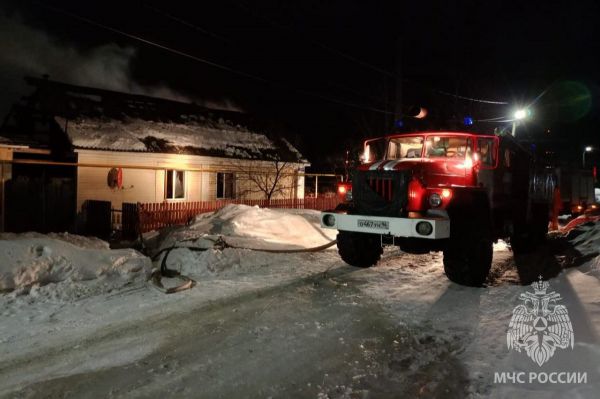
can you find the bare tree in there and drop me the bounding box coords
[233,160,296,201]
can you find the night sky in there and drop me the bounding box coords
[1,0,598,170]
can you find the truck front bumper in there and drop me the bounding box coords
[320,212,450,239]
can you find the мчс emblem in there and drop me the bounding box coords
[507,276,574,366]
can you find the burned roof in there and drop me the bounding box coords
[57,115,303,161]
[1,77,306,162]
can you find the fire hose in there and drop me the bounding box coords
[148,236,338,294]
[149,247,200,294]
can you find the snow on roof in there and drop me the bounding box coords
[57,116,304,161]
[1,77,306,162]
[281,137,304,160]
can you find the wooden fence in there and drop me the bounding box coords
[128,197,341,234]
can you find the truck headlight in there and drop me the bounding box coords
[429,193,442,207]
[323,214,336,227]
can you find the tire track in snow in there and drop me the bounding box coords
[8,265,469,398]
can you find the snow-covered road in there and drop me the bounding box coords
[1,206,599,398]
[3,260,467,398]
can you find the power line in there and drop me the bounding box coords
[432,90,508,105]
[476,119,514,123]
[38,3,394,115]
[325,81,387,105]
[39,3,269,84]
[475,86,550,122]
[141,1,386,106]
[232,1,396,78]
[142,3,231,43]
[232,0,509,105]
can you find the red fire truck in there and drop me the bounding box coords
[321,131,554,286]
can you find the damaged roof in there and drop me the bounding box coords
[1,77,306,163]
[57,115,303,161]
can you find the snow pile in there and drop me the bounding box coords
[153,205,337,277]
[162,204,336,250]
[569,222,599,255]
[0,232,109,250]
[57,116,278,158]
[0,233,151,294]
[568,221,600,272]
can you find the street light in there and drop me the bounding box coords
[583,146,593,168]
[514,109,527,120]
[512,108,530,136]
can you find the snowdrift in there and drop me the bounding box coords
[160,204,337,250]
[153,205,337,277]
[568,220,600,259]
[0,233,151,293]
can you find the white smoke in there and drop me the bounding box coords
[0,13,243,116]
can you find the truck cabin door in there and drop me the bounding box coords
[476,137,499,194]
[424,136,475,186]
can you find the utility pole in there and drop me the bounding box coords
[394,36,403,129]
[383,76,390,132]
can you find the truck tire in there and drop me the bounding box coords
[510,203,548,254]
[509,226,532,254]
[531,203,549,245]
[443,192,493,287]
[337,230,382,268]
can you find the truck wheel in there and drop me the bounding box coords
[443,192,493,286]
[509,228,532,254]
[443,233,493,286]
[337,231,382,268]
[510,203,548,254]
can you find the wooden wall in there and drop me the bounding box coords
[76,150,306,211]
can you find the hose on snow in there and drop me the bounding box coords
[148,236,337,294]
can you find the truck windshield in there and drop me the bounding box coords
[425,136,472,159]
[387,136,424,159]
[363,138,387,162]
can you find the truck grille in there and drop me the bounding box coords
[351,170,409,216]
[368,177,394,201]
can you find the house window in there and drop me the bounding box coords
[216,172,234,199]
[165,170,185,199]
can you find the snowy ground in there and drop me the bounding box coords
[0,205,599,398]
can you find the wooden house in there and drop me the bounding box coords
[0,77,308,233]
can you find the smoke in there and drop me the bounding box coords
[0,13,243,117]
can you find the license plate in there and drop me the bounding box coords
[357,219,389,230]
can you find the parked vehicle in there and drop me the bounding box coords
[321,131,554,286]
[556,168,595,215]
